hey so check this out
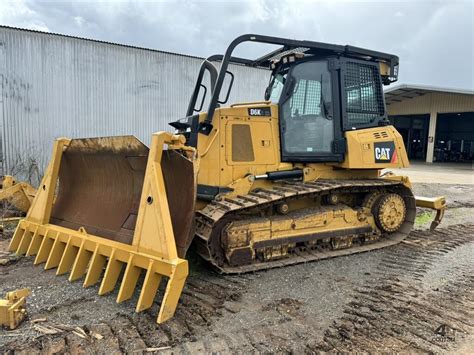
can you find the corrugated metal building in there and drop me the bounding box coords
[0,26,269,181]
[385,84,474,163]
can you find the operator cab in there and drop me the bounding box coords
[266,54,335,161]
[170,34,399,163]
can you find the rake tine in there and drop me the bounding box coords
[69,241,91,282]
[84,246,107,287]
[35,232,56,265]
[57,237,77,275]
[16,230,33,255]
[136,260,162,312]
[26,229,43,256]
[117,255,141,303]
[8,226,25,252]
[44,237,65,270]
[157,261,188,323]
[98,249,123,295]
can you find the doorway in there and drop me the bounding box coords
[434,112,474,162]
[390,114,430,160]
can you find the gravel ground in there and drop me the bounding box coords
[0,182,472,353]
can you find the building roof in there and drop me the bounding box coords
[384,84,474,105]
[0,25,205,61]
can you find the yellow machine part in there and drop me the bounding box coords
[415,195,447,231]
[222,204,375,263]
[0,175,36,214]
[193,104,410,196]
[9,132,197,323]
[0,288,30,330]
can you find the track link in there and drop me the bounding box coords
[195,179,416,273]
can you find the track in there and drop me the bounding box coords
[195,178,415,273]
[2,223,472,353]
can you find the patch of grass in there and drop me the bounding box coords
[415,210,435,226]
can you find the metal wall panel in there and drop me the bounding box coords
[0,27,269,180]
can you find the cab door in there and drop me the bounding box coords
[278,60,344,162]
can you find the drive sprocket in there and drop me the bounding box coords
[373,193,406,233]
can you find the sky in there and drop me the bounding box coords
[0,0,473,90]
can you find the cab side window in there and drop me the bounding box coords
[344,62,385,129]
[280,61,334,155]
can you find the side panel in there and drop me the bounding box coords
[196,104,286,188]
[337,126,409,169]
[221,106,280,184]
[225,121,275,166]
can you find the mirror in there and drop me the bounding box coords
[264,86,271,101]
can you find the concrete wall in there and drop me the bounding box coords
[0,27,269,180]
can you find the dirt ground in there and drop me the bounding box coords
[0,182,473,354]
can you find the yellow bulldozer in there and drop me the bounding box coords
[9,34,446,323]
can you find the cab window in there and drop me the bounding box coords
[280,60,334,155]
[344,62,385,128]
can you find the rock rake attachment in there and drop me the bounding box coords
[9,132,197,323]
[0,175,36,214]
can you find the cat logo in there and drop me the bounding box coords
[375,147,391,160]
[374,141,397,164]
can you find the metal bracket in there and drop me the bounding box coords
[0,288,30,330]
